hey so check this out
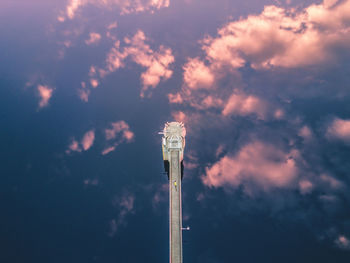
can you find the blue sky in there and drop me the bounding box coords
[1,0,350,262]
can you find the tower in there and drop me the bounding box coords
[161,122,186,263]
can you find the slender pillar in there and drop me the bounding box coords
[161,122,186,263]
[169,150,182,263]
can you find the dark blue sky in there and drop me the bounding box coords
[1,0,350,262]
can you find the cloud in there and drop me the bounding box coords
[183,58,215,90]
[37,85,53,109]
[299,180,314,195]
[109,192,135,237]
[105,121,134,141]
[326,117,350,143]
[78,82,90,102]
[90,78,99,88]
[81,130,95,150]
[172,0,350,112]
[222,91,269,119]
[202,141,299,195]
[102,120,134,155]
[168,93,183,104]
[61,0,170,20]
[66,0,82,19]
[85,32,101,45]
[298,125,313,141]
[66,122,133,155]
[152,183,168,209]
[172,111,186,123]
[83,178,99,186]
[200,0,350,70]
[67,139,81,153]
[335,235,350,250]
[66,129,95,153]
[100,30,174,97]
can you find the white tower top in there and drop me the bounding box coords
[162,122,186,161]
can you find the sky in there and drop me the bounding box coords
[1,0,350,262]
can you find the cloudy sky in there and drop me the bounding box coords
[1,0,350,262]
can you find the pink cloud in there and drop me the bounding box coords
[172,111,186,123]
[101,146,117,155]
[183,58,215,90]
[105,121,134,141]
[85,32,101,45]
[174,0,350,111]
[327,117,350,143]
[109,192,135,237]
[67,139,81,153]
[299,180,314,195]
[101,30,174,97]
[107,22,118,30]
[202,141,299,195]
[168,93,183,104]
[200,1,350,70]
[222,91,268,119]
[66,0,82,19]
[102,120,134,155]
[62,0,170,20]
[152,183,168,209]
[66,129,95,153]
[335,235,350,250]
[320,174,344,190]
[90,78,99,88]
[123,31,174,97]
[37,85,53,108]
[84,178,99,186]
[299,125,313,140]
[78,88,90,102]
[78,82,90,102]
[81,130,95,151]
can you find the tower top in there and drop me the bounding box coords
[163,122,186,138]
[161,122,186,161]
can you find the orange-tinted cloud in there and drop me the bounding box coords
[100,30,174,97]
[335,235,350,250]
[201,0,350,70]
[102,120,134,155]
[81,130,95,150]
[202,141,299,195]
[109,192,135,237]
[61,0,170,21]
[85,32,101,45]
[327,117,350,143]
[67,129,95,153]
[183,58,215,90]
[37,85,54,109]
[222,91,268,119]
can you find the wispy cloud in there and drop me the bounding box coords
[102,120,134,155]
[37,85,53,109]
[85,32,101,45]
[66,129,95,154]
[199,0,350,71]
[326,117,350,143]
[109,192,135,237]
[335,235,350,250]
[78,82,90,102]
[60,0,170,21]
[81,130,95,151]
[99,30,174,97]
[202,141,299,196]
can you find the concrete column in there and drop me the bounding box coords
[169,150,182,263]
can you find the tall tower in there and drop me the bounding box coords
[161,122,186,263]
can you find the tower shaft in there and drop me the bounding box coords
[169,150,182,263]
[161,122,186,263]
